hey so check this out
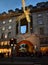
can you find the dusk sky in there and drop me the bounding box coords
[0,0,48,13]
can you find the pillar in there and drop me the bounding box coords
[28,22,30,33]
[18,20,21,34]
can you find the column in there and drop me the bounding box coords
[28,22,30,33]
[15,22,17,35]
[18,20,21,34]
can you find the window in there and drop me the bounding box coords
[1,33,4,39]
[39,27,44,35]
[2,27,5,31]
[5,34,7,38]
[21,25,26,34]
[38,14,42,17]
[38,20,43,24]
[3,21,5,24]
[9,19,12,23]
[37,17,43,25]
[8,32,11,38]
[4,41,8,45]
[8,26,12,29]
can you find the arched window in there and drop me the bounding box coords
[21,25,26,34]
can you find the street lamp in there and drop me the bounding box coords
[10,38,17,57]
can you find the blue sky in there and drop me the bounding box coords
[0,0,48,13]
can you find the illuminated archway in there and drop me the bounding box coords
[18,40,34,53]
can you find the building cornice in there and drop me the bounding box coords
[0,7,48,21]
[31,7,48,13]
[0,12,23,21]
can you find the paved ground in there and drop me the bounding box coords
[0,56,48,65]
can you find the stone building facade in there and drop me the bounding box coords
[0,17,16,40]
[0,1,48,47]
[32,9,48,35]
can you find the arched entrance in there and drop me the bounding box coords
[17,40,34,53]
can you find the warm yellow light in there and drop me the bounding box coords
[8,48,11,52]
[24,11,30,22]
[0,48,11,53]
[4,41,8,45]
[4,49,7,52]
[0,49,3,53]
[22,0,30,22]
[0,41,10,46]
[0,50,1,53]
[1,42,4,46]
[40,47,48,52]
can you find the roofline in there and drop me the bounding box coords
[0,7,48,21]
